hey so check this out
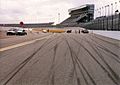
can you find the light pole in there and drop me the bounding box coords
[105,6,107,17]
[111,3,113,15]
[115,1,120,30]
[98,8,102,29]
[99,8,101,17]
[97,9,100,29]
[96,9,99,29]
[115,2,117,30]
[102,7,104,16]
[111,3,113,30]
[119,1,120,30]
[115,2,117,12]
[115,10,120,30]
[119,1,120,10]
[107,5,110,16]
[101,7,104,30]
[106,5,109,30]
[95,9,98,19]
[58,13,60,24]
[94,9,96,19]
[105,6,107,30]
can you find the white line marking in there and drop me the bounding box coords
[0,35,51,52]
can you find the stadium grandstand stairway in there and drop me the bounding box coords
[60,16,79,27]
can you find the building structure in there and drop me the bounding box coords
[60,4,94,27]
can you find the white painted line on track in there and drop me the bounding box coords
[0,35,52,52]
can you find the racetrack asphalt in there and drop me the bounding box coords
[0,32,120,85]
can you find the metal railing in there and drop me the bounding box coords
[91,13,120,31]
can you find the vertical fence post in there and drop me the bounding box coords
[111,15,113,31]
[106,17,108,30]
[103,17,104,30]
[118,13,120,31]
[98,19,99,29]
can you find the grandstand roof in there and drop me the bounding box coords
[68,4,94,13]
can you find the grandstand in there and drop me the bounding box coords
[60,4,94,27]
[59,4,119,31]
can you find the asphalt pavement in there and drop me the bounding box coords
[0,32,120,85]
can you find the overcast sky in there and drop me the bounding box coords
[0,0,119,24]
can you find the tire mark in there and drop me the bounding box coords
[64,35,95,85]
[65,36,89,85]
[83,36,120,84]
[47,41,58,85]
[25,36,63,85]
[30,38,63,67]
[74,34,120,62]
[64,38,79,85]
[2,34,59,85]
[85,35,120,63]
[90,34,120,48]
[89,35,120,59]
[69,35,120,85]
[46,35,65,85]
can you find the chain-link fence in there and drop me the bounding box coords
[85,13,120,31]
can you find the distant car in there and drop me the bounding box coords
[16,29,27,35]
[67,30,72,33]
[81,29,89,33]
[42,29,48,33]
[6,28,18,35]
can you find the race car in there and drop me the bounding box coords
[6,28,18,35]
[16,29,27,35]
[7,28,27,36]
[81,29,89,33]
